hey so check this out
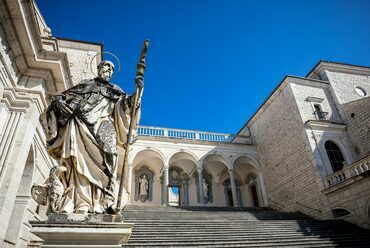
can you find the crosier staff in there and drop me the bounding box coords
[115,39,149,214]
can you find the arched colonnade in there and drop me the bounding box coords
[127,146,268,208]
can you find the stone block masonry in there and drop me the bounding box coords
[248,80,331,218]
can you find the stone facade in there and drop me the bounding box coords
[240,62,370,228]
[244,78,332,219]
[0,0,369,247]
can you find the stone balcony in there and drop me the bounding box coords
[137,126,253,145]
[323,155,370,190]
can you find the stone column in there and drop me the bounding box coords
[162,167,169,205]
[126,162,133,204]
[183,181,189,206]
[197,167,205,204]
[228,169,239,207]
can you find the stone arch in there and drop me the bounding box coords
[200,153,231,206]
[131,148,165,205]
[232,155,268,207]
[231,154,261,171]
[131,147,166,165]
[168,150,199,165]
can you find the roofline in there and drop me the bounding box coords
[55,36,104,47]
[55,36,104,63]
[306,59,370,78]
[237,75,329,134]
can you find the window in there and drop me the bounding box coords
[325,141,345,172]
[332,208,351,218]
[313,104,326,120]
[354,86,367,97]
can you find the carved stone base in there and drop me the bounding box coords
[30,214,134,248]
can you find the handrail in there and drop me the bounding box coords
[137,126,253,145]
[296,201,322,213]
[313,111,329,120]
[268,198,285,208]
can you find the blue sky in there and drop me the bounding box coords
[37,0,370,134]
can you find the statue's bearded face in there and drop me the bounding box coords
[98,62,114,82]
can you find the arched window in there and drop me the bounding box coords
[325,141,345,172]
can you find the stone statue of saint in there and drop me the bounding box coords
[203,178,208,198]
[39,60,142,214]
[139,175,149,196]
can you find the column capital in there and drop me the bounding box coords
[228,168,233,173]
[197,167,203,173]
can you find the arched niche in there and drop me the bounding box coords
[134,166,154,203]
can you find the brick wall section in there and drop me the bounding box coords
[59,46,98,86]
[248,81,331,218]
[340,97,370,159]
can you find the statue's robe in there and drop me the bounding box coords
[40,78,140,213]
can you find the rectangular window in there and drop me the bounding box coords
[313,104,326,120]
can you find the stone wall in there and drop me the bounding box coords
[289,79,341,123]
[325,70,370,105]
[248,80,331,218]
[58,39,101,86]
[324,70,370,160]
[340,97,370,159]
[324,175,370,229]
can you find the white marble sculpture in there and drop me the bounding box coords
[36,60,143,214]
[139,175,149,196]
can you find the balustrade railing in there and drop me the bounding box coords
[137,126,253,145]
[324,156,370,188]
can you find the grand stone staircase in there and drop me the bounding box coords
[122,205,370,247]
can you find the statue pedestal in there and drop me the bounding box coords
[30,213,134,248]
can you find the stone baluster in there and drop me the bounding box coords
[197,167,205,204]
[228,169,239,207]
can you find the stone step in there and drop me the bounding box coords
[123,205,370,247]
[127,223,351,229]
[128,232,367,240]
[125,238,370,247]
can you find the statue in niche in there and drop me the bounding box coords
[203,178,208,198]
[36,59,143,214]
[134,166,154,203]
[196,170,212,204]
[139,175,149,196]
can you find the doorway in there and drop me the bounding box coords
[226,189,234,207]
[169,186,180,206]
[250,184,260,207]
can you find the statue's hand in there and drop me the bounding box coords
[135,76,144,90]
